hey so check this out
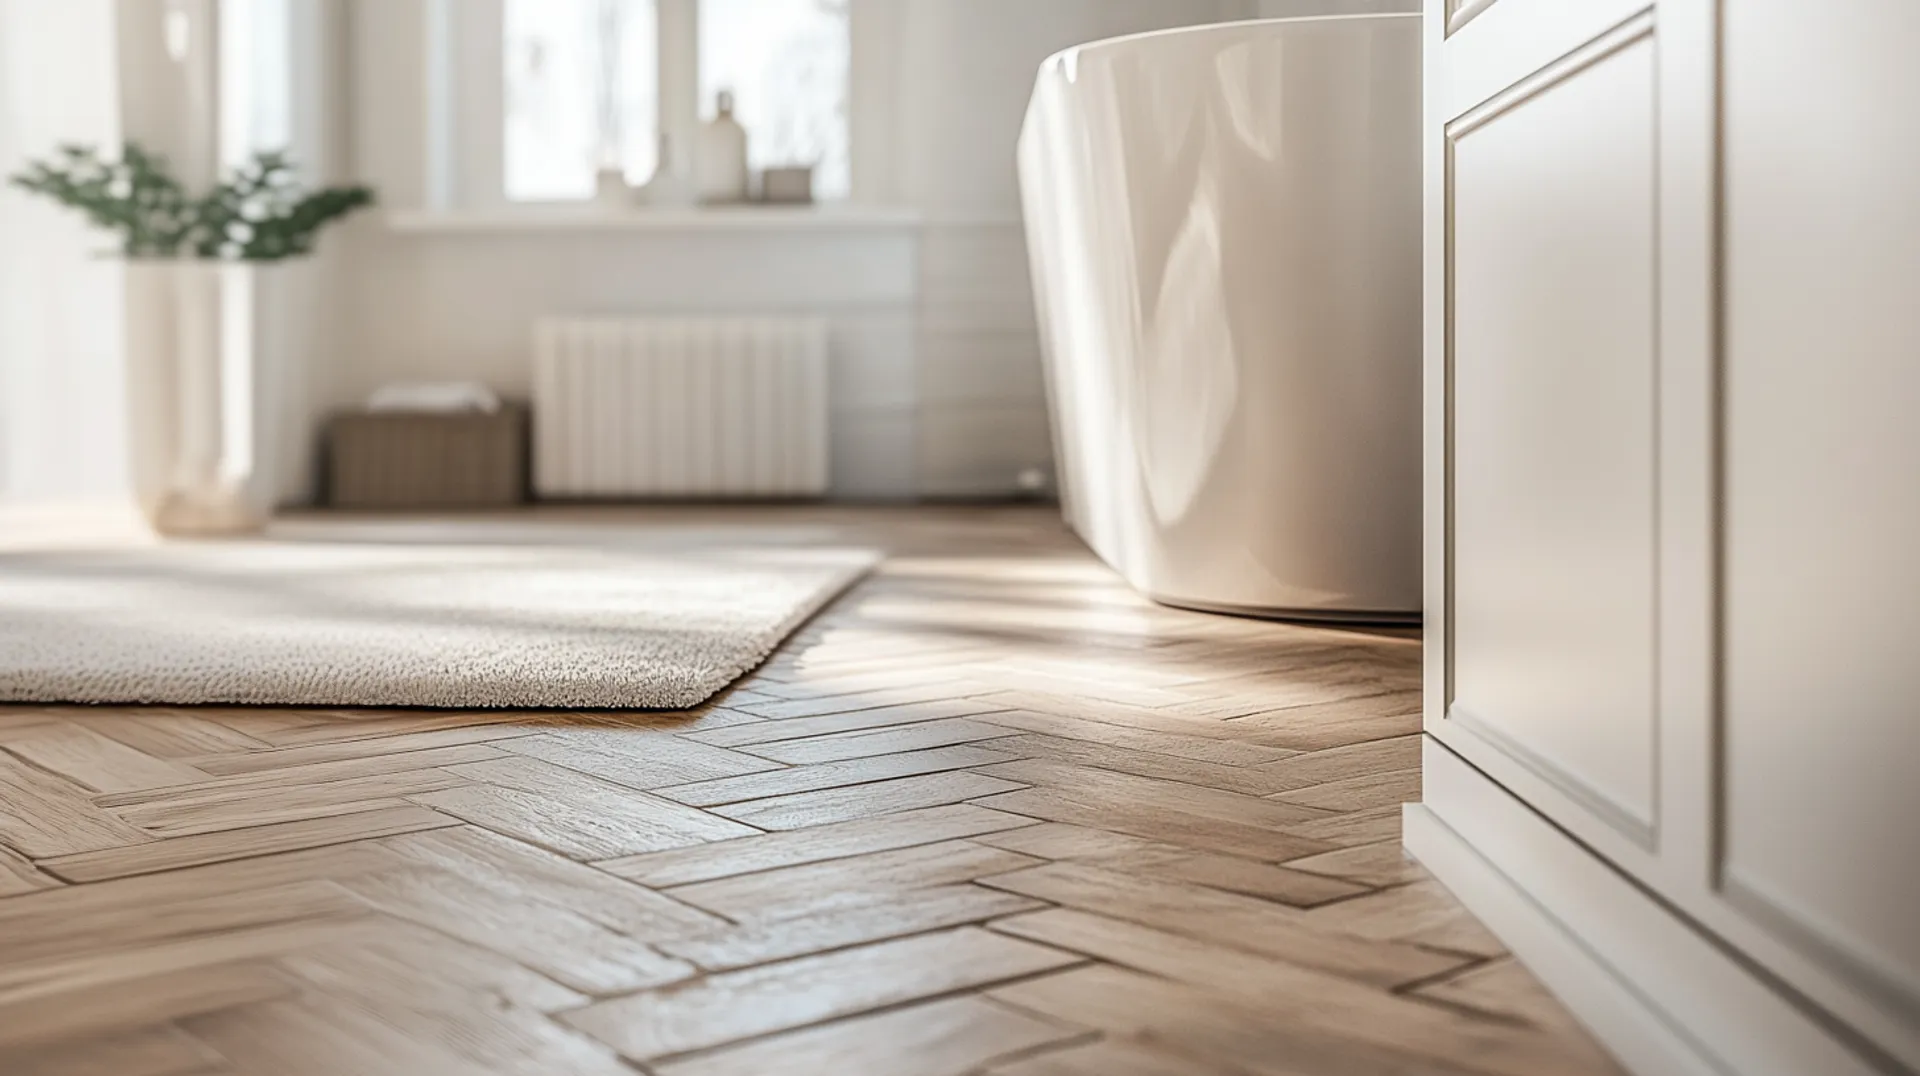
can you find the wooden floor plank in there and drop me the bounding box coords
[970,788,1335,862]
[990,911,1613,1076]
[335,867,695,994]
[560,927,1084,1063]
[498,731,783,790]
[596,803,1039,887]
[658,883,1044,970]
[0,1026,229,1076]
[278,922,588,1015]
[0,842,61,897]
[244,711,553,749]
[0,724,208,793]
[732,681,997,720]
[1099,849,1373,908]
[666,839,1043,923]
[1280,839,1426,888]
[379,826,724,939]
[0,963,290,1050]
[1306,880,1507,958]
[87,712,274,758]
[985,1037,1240,1076]
[0,754,152,859]
[686,698,1006,749]
[972,757,1336,829]
[969,692,1288,751]
[744,718,1018,765]
[185,726,540,775]
[0,847,403,950]
[0,881,366,981]
[37,805,458,883]
[651,995,1082,1076]
[989,963,1415,1076]
[979,861,1466,988]
[1228,692,1424,752]
[1252,734,1423,793]
[977,732,1297,796]
[656,743,1020,808]
[180,992,483,1075]
[972,824,1369,906]
[1285,804,1406,848]
[1415,956,1609,1036]
[111,770,466,837]
[1270,767,1422,813]
[415,758,757,859]
[707,770,1025,831]
[97,743,508,806]
[971,821,1190,862]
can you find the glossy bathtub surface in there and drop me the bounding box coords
[1019,15,1422,619]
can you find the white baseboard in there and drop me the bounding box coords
[1407,738,1884,1076]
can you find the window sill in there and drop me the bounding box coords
[385,204,924,235]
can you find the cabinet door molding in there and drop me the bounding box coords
[1419,0,1920,1070]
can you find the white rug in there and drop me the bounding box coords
[0,539,876,709]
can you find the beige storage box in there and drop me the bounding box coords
[325,404,528,509]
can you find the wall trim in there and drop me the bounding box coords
[1411,737,1891,1076]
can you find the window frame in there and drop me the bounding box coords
[443,0,856,208]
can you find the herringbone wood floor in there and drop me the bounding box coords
[0,506,1624,1076]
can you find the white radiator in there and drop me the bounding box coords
[532,317,830,498]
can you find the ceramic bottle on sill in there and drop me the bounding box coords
[696,90,750,205]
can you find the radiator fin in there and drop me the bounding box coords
[532,317,830,498]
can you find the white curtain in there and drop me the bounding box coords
[0,0,127,504]
[0,0,336,508]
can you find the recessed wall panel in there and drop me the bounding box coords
[1448,37,1658,832]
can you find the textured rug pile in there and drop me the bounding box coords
[0,539,875,709]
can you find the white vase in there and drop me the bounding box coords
[634,133,695,208]
[123,261,290,536]
[696,90,750,205]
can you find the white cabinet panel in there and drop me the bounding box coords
[1720,0,1920,1020]
[1447,36,1658,834]
[1423,0,1920,1069]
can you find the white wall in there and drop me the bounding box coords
[0,0,125,504]
[338,219,925,500]
[330,0,1257,501]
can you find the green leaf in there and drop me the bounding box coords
[7,140,375,261]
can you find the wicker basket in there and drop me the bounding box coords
[325,404,528,509]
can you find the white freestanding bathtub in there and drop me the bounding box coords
[1019,15,1422,622]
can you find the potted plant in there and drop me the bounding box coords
[9,142,372,534]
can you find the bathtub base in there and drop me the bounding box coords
[1149,593,1423,628]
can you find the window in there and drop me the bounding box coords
[504,0,659,202]
[502,0,848,204]
[699,0,850,200]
